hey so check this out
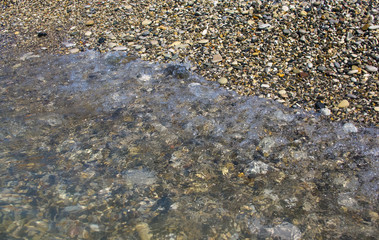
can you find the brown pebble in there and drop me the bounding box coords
[338,100,349,108]
[212,54,223,63]
[85,20,95,26]
[299,72,309,78]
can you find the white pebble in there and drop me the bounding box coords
[343,123,358,133]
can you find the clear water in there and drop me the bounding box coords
[0,51,378,239]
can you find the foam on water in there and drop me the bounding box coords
[0,51,378,239]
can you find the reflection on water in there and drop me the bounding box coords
[0,51,378,239]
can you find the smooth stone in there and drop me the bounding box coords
[63,42,76,48]
[20,52,40,60]
[315,102,325,109]
[37,32,47,37]
[134,45,143,50]
[198,39,209,44]
[343,123,358,133]
[212,54,223,63]
[142,19,152,26]
[320,108,331,116]
[318,66,326,72]
[334,62,341,68]
[300,10,307,16]
[170,41,182,47]
[85,20,95,26]
[261,84,270,88]
[278,90,288,98]
[348,69,359,74]
[84,31,92,37]
[69,48,80,54]
[258,23,271,29]
[150,40,159,45]
[337,100,349,108]
[374,107,379,112]
[113,46,127,51]
[368,25,379,30]
[141,30,150,36]
[282,6,289,12]
[283,29,291,35]
[218,77,228,85]
[346,32,354,41]
[299,72,309,78]
[365,65,378,72]
[361,24,370,31]
[107,33,116,40]
[108,42,117,48]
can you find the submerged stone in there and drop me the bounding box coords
[0,51,377,239]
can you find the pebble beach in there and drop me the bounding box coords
[1,1,379,240]
[1,0,378,126]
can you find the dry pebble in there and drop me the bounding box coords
[1,0,377,126]
[218,77,228,85]
[338,100,350,108]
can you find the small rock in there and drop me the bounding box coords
[98,37,106,44]
[343,123,358,133]
[347,94,357,99]
[368,25,379,30]
[258,23,271,30]
[113,46,127,51]
[212,54,223,63]
[89,224,100,232]
[142,19,152,26]
[282,6,289,12]
[300,10,307,16]
[299,72,309,78]
[108,42,117,48]
[124,35,135,42]
[315,102,325,109]
[283,29,291,35]
[63,42,76,48]
[348,69,359,74]
[361,24,370,31]
[261,84,270,88]
[278,90,288,98]
[365,65,378,72]
[337,100,349,108]
[374,107,379,112]
[37,32,47,37]
[69,48,80,54]
[317,66,327,72]
[85,20,95,26]
[84,31,92,37]
[320,108,331,116]
[150,40,159,45]
[218,77,228,85]
[346,32,354,41]
[198,39,209,44]
[141,30,150,36]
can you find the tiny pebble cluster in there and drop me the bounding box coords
[1,0,378,126]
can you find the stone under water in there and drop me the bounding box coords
[0,51,378,239]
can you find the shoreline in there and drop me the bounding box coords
[1,0,378,127]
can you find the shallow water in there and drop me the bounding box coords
[0,51,378,239]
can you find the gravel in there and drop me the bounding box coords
[0,0,377,127]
